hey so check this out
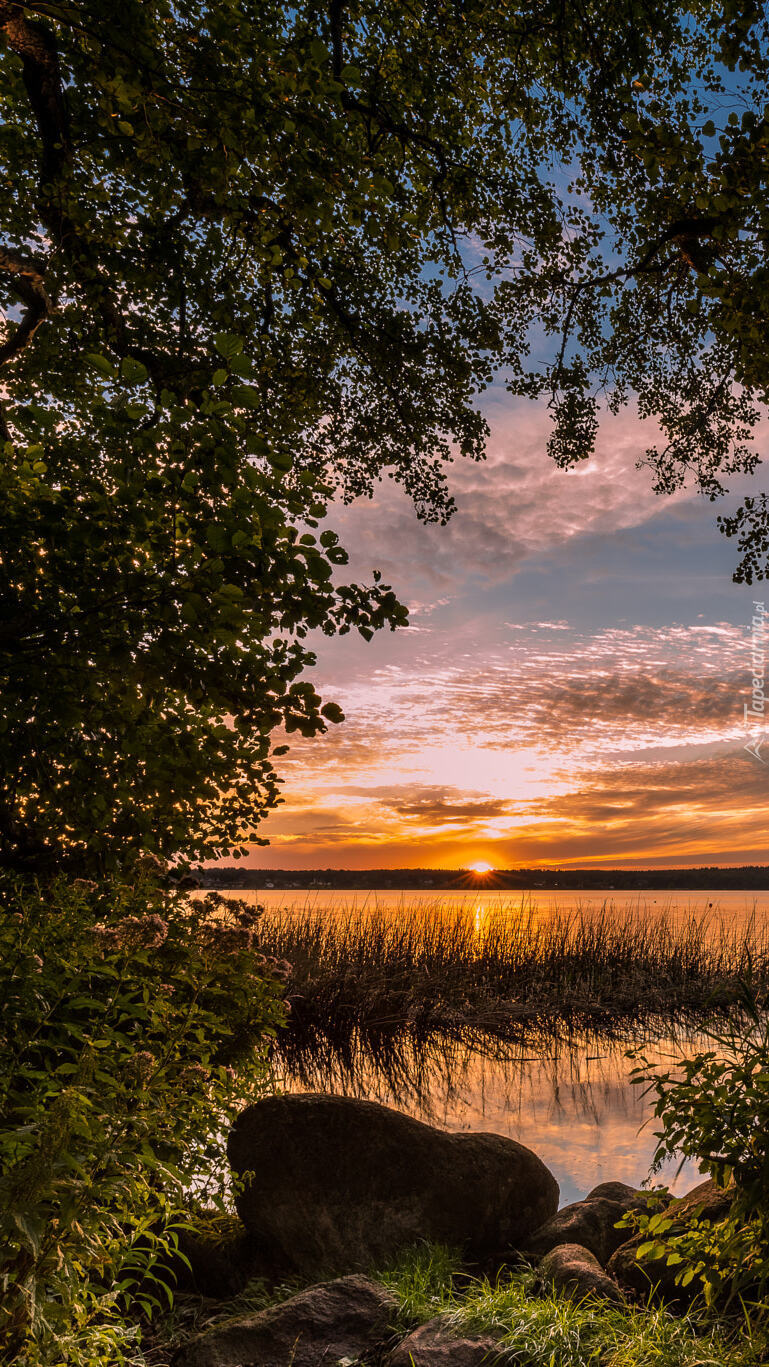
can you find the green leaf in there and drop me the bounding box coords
[13,1211,43,1256]
[214,333,245,360]
[87,353,116,379]
[231,384,261,408]
[121,357,148,385]
[267,449,293,472]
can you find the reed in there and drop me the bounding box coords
[257,898,769,1059]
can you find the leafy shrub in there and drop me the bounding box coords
[0,877,286,1365]
[631,995,769,1311]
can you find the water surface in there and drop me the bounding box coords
[269,1024,706,1204]
[248,886,769,936]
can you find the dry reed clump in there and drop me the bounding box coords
[255,899,769,1054]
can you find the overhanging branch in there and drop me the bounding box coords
[0,246,54,365]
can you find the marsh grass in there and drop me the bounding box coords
[260,900,769,1066]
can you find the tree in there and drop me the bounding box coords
[0,0,674,871]
[504,2,769,580]
[2,1,768,873]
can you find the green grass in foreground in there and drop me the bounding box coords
[260,901,769,1053]
[147,1239,769,1367]
[376,1243,769,1366]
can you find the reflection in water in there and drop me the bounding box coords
[215,889,760,1206]
[271,1024,705,1204]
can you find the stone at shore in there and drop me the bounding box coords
[538,1243,624,1302]
[607,1178,734,1300]
[228,1094,559,1278]
[389,1315,503,1366]
[525,1181,652,1267]
[173,1274,396,1367]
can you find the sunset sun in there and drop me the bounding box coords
[468,861,493,874]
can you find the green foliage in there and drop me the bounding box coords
[631,998,769,1311]
[631,1205,769,1314]
[0,877,286,1365]
[376,1242,458,1327]
[4,4,769,868]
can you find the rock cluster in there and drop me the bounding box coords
[175,1275,396,1367]
[171,1094,734,1366]
[524,1181,650,1266]
[606,1178,734,1299]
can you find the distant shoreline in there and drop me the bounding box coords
[195,865,769,892]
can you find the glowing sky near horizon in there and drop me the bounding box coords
[244,388,769,870]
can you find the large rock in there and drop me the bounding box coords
[538,1244,624,1303]
[389,1315,502,1367]
[525,1182,652,1267]
[174,1274,396,1367]
[228,1094,558,1277]
[607,1178,734,1300]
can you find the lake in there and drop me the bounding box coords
[217,888,769,1203]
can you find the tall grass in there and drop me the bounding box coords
[258,900,769,1063]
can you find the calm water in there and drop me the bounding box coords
[218,888,768,1204]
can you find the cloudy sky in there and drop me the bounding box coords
[247,384,769,869]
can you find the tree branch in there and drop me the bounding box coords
[0,245,54,365]
[329,0,344,78]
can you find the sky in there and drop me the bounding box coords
[245,384,769,870]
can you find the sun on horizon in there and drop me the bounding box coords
[468,861,494,874]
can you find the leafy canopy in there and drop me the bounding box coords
[2,1,769,870]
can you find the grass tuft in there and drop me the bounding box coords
[376,1241,459,1327]
[376,1244,769,1366]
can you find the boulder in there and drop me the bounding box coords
[389,1315,502,1367]
[538,1243,624,1303]
[525,1181,651,1267]
[174,1274,396,1367]
[607,1178,734,1300]
[228,1094,558,1277]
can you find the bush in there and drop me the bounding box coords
[0,878,286,1365]
[632,994,769,1312]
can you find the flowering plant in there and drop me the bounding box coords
[0,877,286,1365]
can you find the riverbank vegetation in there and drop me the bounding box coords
[379,1245,769,1367]
[143,1240,769,1367]
[260,901,769,1061]
[0,881,287,1364]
